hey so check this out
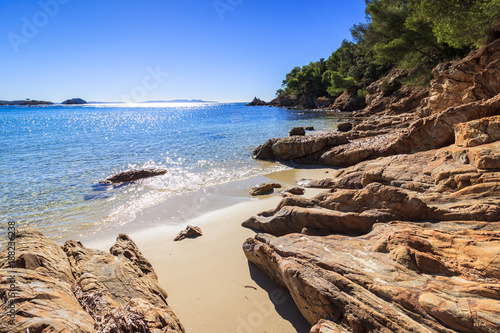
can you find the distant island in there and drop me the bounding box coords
[0,98,218,106]
[62,98,87,105]
[0,99,53,106]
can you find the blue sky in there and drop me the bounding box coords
[0,0,367,103]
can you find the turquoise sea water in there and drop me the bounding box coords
[1,103,340,239]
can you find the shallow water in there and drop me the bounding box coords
[0,102,341,239]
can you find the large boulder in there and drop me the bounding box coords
[289,127,306,136]
[252,134,348,161]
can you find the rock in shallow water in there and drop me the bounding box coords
[289,127,306,136]
[101,168,168,184]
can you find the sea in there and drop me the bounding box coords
[0,103,342,240]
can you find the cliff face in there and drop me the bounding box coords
[0,227,185,333]
[246,39,500,332]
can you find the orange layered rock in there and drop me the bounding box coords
[243,221,500,332]
[0,227,185,333]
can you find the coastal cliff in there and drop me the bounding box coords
[245,39,500,332]
[0,227,185,333]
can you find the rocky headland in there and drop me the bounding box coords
[244,39,500,332]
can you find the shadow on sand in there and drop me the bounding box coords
[248,261,311,333]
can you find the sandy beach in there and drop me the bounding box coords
[86,166,334,333]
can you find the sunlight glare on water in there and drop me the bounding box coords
[0,103,341,239]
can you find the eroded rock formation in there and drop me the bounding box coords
[0,227,184,333]
[244,221,500,332]
[245,39,500,333]
[253,39,500,168]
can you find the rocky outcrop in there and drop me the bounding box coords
[454,115,500,147]
[254,92,500,167]
[268,94,300,108]
[62,98,87,105]
[0,226,184,333]
[174,225,203,241]
[253,40,500,168]
[101,168,168,184]
[329,91,366,111]
[249,182,281,196]
[315,97,334,109]
[428,39,500,114]
[244,137,500,332]
[244,39,500,333]
[243,183,436,236]
[252,133,348,161]
[246,97,266,106]
[243,221,500,332]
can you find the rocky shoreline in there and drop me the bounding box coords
[242,39,500,332]
[0,227,184,332]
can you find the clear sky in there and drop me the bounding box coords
[0,0,367,103]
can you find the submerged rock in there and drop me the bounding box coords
[101,168,168,184]
[174,225,203,241]
[0,226,185,333]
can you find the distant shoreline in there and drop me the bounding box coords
[0,98,220,106]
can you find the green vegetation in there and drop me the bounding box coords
[278,0,500,101]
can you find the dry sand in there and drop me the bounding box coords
[87,166,335,333]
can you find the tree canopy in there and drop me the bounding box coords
[277,0,499,100]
